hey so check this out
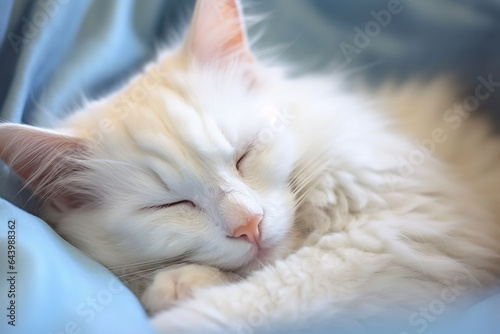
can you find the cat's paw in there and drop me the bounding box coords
[141,264,226,314]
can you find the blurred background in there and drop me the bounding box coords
[1,0,500,127]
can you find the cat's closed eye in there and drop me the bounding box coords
[236,151,250,173]
[144,200,195,210]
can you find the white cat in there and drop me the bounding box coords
[1,0,499,333]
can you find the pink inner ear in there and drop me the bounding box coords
[0,125,82,183]
[189,0,253,64]
[0,124,90,209]
[211,1,248,56]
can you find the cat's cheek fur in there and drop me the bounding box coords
[49,187,294,273]
[258,191,295,253]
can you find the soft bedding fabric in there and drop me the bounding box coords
[0,1,499,333]
[0,198,155,334]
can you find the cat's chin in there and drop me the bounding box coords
[229,240,287,274]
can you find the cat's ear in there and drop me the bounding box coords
[184,0,253,65]
[0,123,92,211]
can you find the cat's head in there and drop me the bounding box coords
[0,0,297,272]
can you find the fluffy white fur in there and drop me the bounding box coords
[1,0,500,332]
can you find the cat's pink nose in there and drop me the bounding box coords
[231,214,262,245]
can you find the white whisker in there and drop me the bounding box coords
[293,172,329,211]
[290,154,332,196]
[288,149,330,191]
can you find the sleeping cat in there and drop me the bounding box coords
[1,0,500,332]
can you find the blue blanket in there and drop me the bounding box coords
[0,198,155,334]
[1,1,499,333]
